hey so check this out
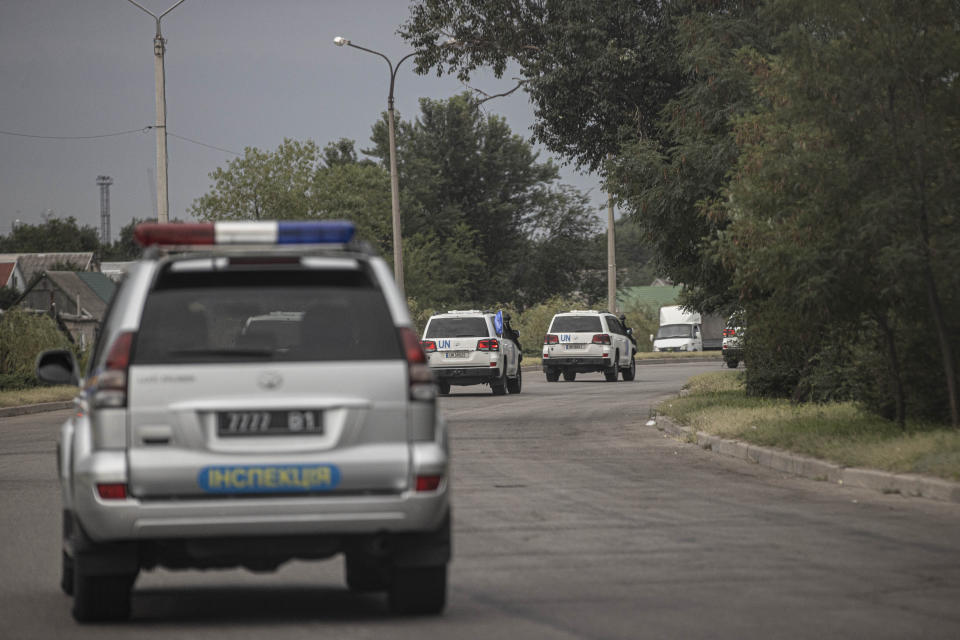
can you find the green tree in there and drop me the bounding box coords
[189,139,323,221]
[100,218,154,261]
[0,217,100,253]
[366,93,597,307]
[401,0,682,172]
[0,286,20,310]
[722,0,960,426]
[609,0,767,313]
[190,139,393,252]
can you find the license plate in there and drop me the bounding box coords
[217,410,323,437]
[564,344,585,350]
[443,350,470,358]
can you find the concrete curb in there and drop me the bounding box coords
[655,416,960,504]
[0,400,74,419]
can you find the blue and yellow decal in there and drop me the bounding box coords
[198,464,341,494]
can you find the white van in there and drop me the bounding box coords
[651,305,702,352]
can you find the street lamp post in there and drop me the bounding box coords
[334,37,416,295]
[126,0,187,224]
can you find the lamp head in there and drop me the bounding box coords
[333,36,350,47]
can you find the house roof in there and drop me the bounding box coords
[0,252,94,285]
[617,285,683,311]
[0,262,14,287]
[75,271,117,304]
[41,271,115,319]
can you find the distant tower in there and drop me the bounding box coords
[96,175,113,245]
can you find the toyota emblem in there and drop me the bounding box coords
[258,371,283,390]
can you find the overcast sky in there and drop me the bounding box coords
[0,0,606,241]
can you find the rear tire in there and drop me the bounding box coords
[621,352,636,381]
[389,565,447,615]
[604,354,619,382]
[437,381,451,395]
[545,367,560,382]
[506,367,522,394]
[726,359,739,369]
[562,370,576,382]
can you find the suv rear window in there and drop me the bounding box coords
[424,317,489,338]
[133,267,402,364]
[550,316,602,333]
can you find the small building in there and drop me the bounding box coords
[0,252,96,289]
[16,271,116,349]
[0,261,27,291]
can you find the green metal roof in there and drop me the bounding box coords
[75,271,117,304]
[617,285,682,311]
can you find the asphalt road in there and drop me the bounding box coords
[2,362,959,639]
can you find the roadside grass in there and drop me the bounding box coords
[660,372,960,481]
[0,385,77,408]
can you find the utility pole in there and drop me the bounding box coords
[126,0,187,224]
[97,175,113,245]
[607,189,617,314]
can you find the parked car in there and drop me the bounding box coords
[36,220,450,621]
[420,309,522,395]
[542,310,636,382]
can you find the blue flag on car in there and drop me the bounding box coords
[494,310,504,336]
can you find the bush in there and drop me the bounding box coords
[0,309,74,390]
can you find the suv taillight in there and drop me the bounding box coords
[420,340,437,352]
[723,328,736,337]
[401,328,435,401]
[544,334,559,345]
[92,331,135,409]
[477,338,499,351]
[592,334,611,345]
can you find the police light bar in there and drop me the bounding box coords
[134,220,356,247]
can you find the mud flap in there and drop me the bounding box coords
[391,510,452,568]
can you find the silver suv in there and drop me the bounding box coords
[36,221,450,621]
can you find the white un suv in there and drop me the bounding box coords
[36,221,450,622]
[421,310,522,395]
[542,310,636,382]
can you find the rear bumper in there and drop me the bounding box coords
[68,508,452,574]
[71,447,449,542]
[542,356,610,373]
[430,365,500,385]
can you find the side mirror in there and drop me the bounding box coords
[625,328,633,337]
[36,349,80,386]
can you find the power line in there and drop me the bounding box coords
[167,131,241,156]
[0,126,150,140]
[0,125,241,156]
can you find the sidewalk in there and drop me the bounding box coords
[654,416,960,504]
